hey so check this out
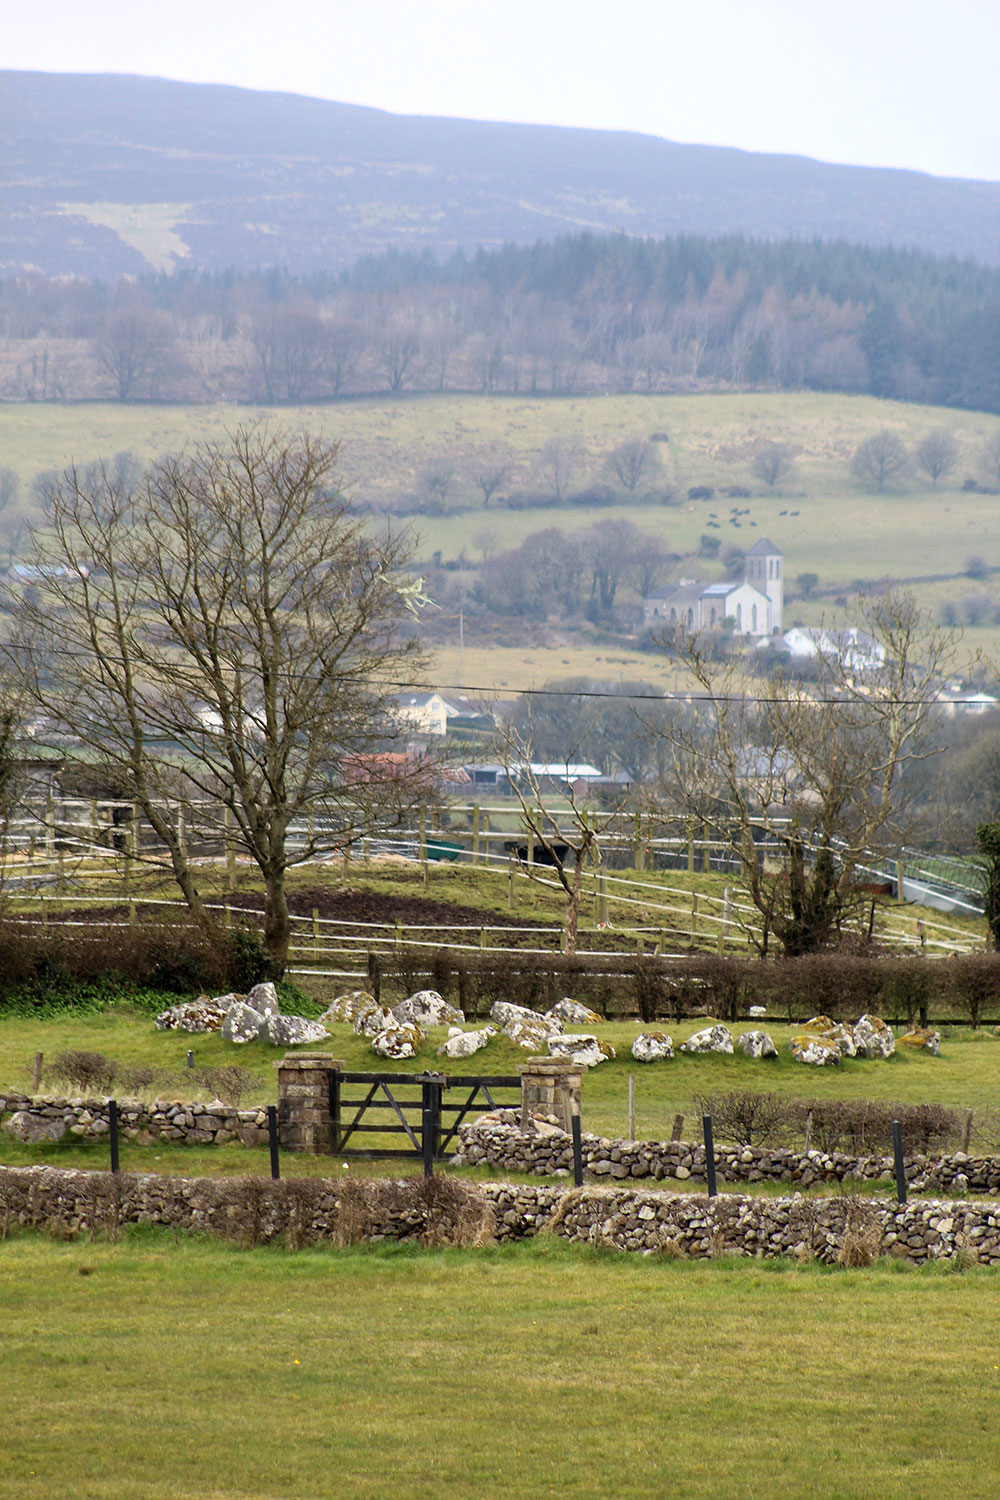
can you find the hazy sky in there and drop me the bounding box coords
[7,0,999,182]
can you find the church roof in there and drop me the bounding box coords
[745,536,781,557]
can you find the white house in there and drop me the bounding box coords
[781,627,886,672]
[644,536,783,639]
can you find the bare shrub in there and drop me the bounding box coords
[52,1050,119,1093]
[837,1196,882,1267]
[196,1065,256,1107]
[692,1090,790,1146]
[331,1175,494,1248]
[790,1098,959,1155]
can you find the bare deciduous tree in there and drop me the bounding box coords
[915,428,960,487]
[3,427,426,969]
[980,431,1000,489]
[641,589,956,955]
[493,721,622,954]
[849,430,909,492]
[535,439,582,503]
[749,440,795,492]
[465,447,512,507]
[604,437,661,494]
[93,307,174,401]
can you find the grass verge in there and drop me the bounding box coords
[1,1231,999,1500]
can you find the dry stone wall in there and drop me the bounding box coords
[1,1164,999,1266]
[455,1111,1000,1195]
[0,1091,269,1146]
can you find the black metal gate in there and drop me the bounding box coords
[329,1068,520,1163]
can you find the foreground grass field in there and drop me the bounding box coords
[2,1232,999,1500]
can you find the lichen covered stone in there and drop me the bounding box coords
[899,1027,940,1056]
[354,1004,396,1037]
[632,1032,674,1063]
[546,998,603,1026]
[547,1033,615,1066]
[738,1030,777,1059]
[393,990,465,1027]
[372,1024,423,1060]
[680,1024,734,1055]
[789,1033,841,1066]
[853,1014,895,1059]
[319,991,377,1026]
[491,1001,563,1034]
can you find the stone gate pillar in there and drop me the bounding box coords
[518,1057,582,1133]
[276,1053,341,1154]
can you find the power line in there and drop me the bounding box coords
[386,678,964,710]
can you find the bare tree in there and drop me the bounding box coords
[494,721,621,954]
[641,589,956,955]
[915,428,960,487]
[980,431,1000,489]
[749,440,795,492]
[465,447,512,508]
[3,427,426,969]
[249,307,330,402]
[584,520,646,614]
[535,439,582,503]
[93,307,174,400]
[370,299,422,393]
[849,430,909,492]
[604,437,661,494]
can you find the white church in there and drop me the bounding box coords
[643,537,783,639]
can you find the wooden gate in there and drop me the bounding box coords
[328,1068,520,1161]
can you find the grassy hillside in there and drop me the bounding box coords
[4,390,1000,685]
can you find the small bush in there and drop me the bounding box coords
[51,1050,118,1093]
[196,1066,257,1106]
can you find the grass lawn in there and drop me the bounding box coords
[2,1231,999,1500]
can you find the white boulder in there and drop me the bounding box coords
[154,996,229,1033]
[546,997,602,1026]
[222,1000,265,1044]
[680,1024,734,1055]
[259,1014,330,1046]
[737,1030,777,1059]
[372,1024,422,1060]
[853,1014,895,1059]
[354,1004,397,1037]
[437,1025,497,1059]
[392,990,465,1027]
[547,1033,615,1066]
[631,1032,674,1063]
[319,991,377,1026]
[491,1001,563,1034]
[789,1033,841,1066]
[503,1016,553,1051]
[247,982,280,1017]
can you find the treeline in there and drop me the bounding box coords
[1,231,998,412]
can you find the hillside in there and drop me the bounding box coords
[3,71,1000,278]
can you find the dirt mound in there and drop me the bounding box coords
[52,888,545,933]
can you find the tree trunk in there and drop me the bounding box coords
[263,874,291,975]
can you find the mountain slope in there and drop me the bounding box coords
[2,70,999,277]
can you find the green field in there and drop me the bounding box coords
[4,391,1000,687]
[2,1232,999,1500]
[4,1003,1000,1179]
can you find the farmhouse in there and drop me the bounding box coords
[782,626,886,672]
[644,536,783,639]
[393,691,490,736]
